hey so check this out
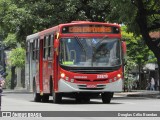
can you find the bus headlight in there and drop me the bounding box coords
[61,73,65,78]
[117,74,121,78]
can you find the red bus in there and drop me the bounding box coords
[25,21,126,104]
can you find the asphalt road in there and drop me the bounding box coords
[1,92,160,120]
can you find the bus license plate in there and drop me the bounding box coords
[87,85,97,88]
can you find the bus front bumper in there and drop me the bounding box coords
[58,78,123,93]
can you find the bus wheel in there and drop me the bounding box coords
[53,92,62,103]
[101,92,113,104]
[33,82,41,102]
[42,95,49,102]
[33,91,41,102]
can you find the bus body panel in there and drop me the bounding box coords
[53,49,59,92]
[39,40,43,95]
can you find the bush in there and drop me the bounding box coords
[9,47,25,68]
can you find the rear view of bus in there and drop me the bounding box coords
[26,21,126,104]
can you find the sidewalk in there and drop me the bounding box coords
[2,88,31,94]
[114,90,160,99]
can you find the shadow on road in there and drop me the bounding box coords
[30,98,123,105]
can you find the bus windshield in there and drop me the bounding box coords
[59,37,121,68]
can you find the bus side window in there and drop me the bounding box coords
[35,38,39,60]
[32,40,36,60]
[43,37,45,59]
[48,34,54,58]
[43,36,48,59]
[26,42,30,63]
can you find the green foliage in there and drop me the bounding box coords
[9,47,25,68]
[0,0,111,45]
[147,51,157,63]
[109,0,160,35]
[0,0,160,43]
[3,33,17,47]
[109,1,160,70]
[123,56,137,91]
[109,0,137,24]
[122,25,156,91]
[121,26,156,65]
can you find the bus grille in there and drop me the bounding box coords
[70,70,110,74]
[75,79,108,82]
[77,84,106,90]
[79,88,104,90]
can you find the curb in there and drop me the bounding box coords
[2,89,32,94]
[127,93,160,99]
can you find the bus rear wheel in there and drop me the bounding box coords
[53,92,62,103]
[33,92,41,102]
[101,92,113,104]
[42,95,49,102]
[33,81,41,102]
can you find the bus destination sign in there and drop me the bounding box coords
[62,25,119,34]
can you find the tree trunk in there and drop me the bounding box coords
[11,66,16,89]
[136,0,160,92]
[138,62,142,90]
[15,67,22,89]
[21,68,25,88]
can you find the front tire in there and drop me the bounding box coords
[101,92,113,104]
[53,92,62,103]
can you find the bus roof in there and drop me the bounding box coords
[59,21,120,28]
[26,21,120,42]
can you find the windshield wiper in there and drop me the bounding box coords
[92,36,109,63]
[74,36,87,56]
[93,36,108,49]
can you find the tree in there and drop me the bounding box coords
[122,25,157,90]
[122,26,151,65]
[0,0,111,45]
[9,47,25,68]
[109,0,160,90]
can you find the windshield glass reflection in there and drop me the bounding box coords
[60,37,121,67]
